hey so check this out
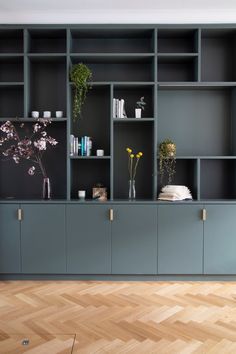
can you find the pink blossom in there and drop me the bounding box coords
[47,136,58,146]
[34,138,47,150]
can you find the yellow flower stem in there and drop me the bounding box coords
[130,156,133,180]
[133,158,140,180]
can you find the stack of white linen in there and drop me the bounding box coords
[158,185,192,201]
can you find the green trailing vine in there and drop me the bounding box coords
[159,139,176,185]
[70,63,92,122]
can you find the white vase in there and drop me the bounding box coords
[135,108,142,118]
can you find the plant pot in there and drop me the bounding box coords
[166,143,176,157]
[135,108,142,118]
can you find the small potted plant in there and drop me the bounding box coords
[135,96,146,118]
[159,139,176,185]
[70,63,92,123]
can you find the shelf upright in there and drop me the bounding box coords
[154,27,158,199]
[66,28,71,200]
[110,83,114,200]
[23,28,29,118]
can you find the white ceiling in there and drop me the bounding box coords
[1,0,236,24]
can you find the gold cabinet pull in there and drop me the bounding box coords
[18,208,23,221]
[202,208,207,221]
[109,209,114,221]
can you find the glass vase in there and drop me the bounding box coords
[43,177,51,200]
[128,179,136,200]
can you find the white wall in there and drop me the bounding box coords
[0,0,236,24]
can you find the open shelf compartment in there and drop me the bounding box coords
[158,55,198,82]
[200,159,236,199]
[27,29,66,53]
[28,56,66,117]
[157,29,198,53]
[70,28,154,53]
[71,85,110,155]
[0,29,23,53]
[0,122,67,199]
[0,86,23,118]
[114,121,154,199]
[0,56,23,82]
[158,88,235,156]
[201,29,236,82]
[71,159,110,199]
[157,158,198,200]
[113,84,154,118]
[71,56,154,82]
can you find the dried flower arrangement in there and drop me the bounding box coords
[0,119,58,179]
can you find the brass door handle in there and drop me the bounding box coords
[18,208,23,221]
[109,208,114,221]
[202,208,207,221]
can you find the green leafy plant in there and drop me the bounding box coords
[159,139,176,185]
[136,96,146,110]
[70,63,92,122]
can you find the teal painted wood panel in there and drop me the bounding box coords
[67,205,111,274]
[21,204,66,273]
[204,205,236,274]
[112,205,157,274]
[0,204,21,273]
[158,205,203,274]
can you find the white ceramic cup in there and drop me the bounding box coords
[31,111,39,118]
[78,190,86,200]
[96,149,104,157]
[56,111,63,118]
[43,111,51,118]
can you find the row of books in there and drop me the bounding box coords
[113,98,127,118]
[70,135,92,156]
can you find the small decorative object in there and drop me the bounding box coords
[159,138,176,185]
[43,111,51,118]
[92,183,107,201]
[96,149,104,157]
[78,190,86,200]
[0,119,58,199]
[55,111,63,118]
[31,111,39,119]
[126,148,143,200]
[70,63,92,123]
[135,96,146,118]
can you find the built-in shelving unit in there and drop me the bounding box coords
[0,25,236,201]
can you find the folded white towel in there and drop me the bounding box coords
[158,185,193,201]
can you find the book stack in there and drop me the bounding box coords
[70,135,92,156]
[158,185,193,201]
[113,98,127,118]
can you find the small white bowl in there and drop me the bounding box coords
[43,111,51,118]
[31,111,39,118]
[56,111,63,118]
[96,149,104,157]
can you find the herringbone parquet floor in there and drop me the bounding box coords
[1,281,236,353]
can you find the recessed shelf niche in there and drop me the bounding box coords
[28,29,66,53]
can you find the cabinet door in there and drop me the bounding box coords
[21,204,66,273]
[67,205,111,274]
[0,204,21,273]
[158,205,203,274]
[112,205,157,274]
[204,205,236,274]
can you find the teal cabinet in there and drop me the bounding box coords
[158,205,203,274]
[21,204,66,273]
[0,204,21,273]
[204,205,236,274]
[112,205,157,274]
[67,205,111,274]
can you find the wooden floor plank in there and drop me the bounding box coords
[1,281,236,353]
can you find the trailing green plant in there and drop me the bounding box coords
[159,139,176,185]
[136,96,146,110]
[70,63,92,122]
